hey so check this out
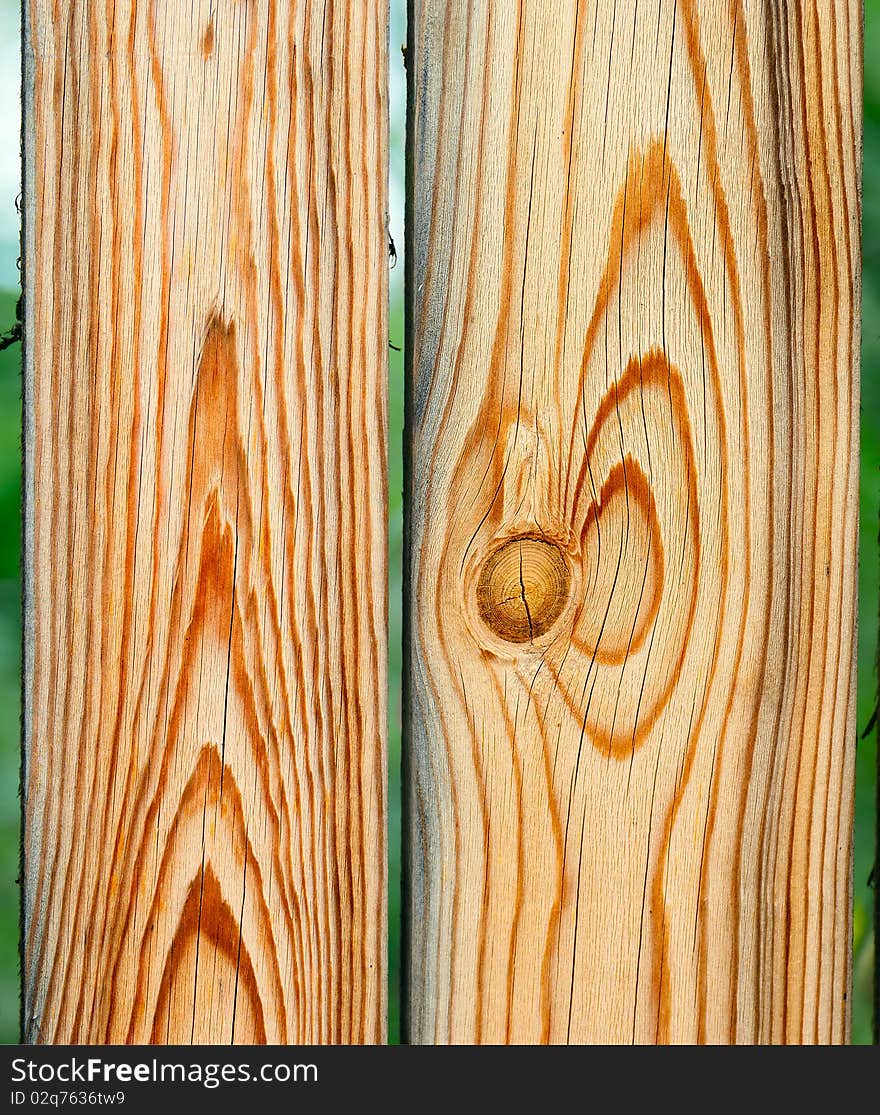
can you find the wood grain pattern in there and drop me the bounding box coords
[22,0,387,1043]
[404,0,861,1043]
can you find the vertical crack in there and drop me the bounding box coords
[518,544,534,642]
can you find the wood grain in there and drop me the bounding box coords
[22,0,387,1043]
[404,0,861,1044]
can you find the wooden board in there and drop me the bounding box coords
[404,0,861,1043]
[22,0,387,1043]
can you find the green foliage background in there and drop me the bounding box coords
[0,0,875,1044]
[854,0,880,1046]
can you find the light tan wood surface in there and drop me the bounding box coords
[22,0,387,1043]
[405,0,861,1043]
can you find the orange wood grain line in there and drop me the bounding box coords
[22,0,388,1044]
[404,0,860,1044]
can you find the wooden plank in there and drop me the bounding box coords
[22,0,387,1043]
[404,0,861,1044]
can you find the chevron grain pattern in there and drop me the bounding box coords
[23,0,387,1043]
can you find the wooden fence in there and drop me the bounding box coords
[22,1,861,1044]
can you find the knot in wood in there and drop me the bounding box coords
[476,536,570,644]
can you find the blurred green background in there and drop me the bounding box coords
[855,0,880,1046]
[0,0,875,1043]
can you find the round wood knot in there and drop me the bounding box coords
[476,536,570,643]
